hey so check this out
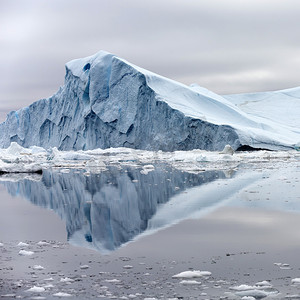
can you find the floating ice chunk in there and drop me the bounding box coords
[0,242,4,247]
[105,279,120,283]
[26,286,45,293]
[235,289,276,298]
[292,278,300,284]
[53,292,72,297]
[241,297,256,300]
[172,270,211,278]
[128,295,137,299]
[123,265,133,269]
[17,242,29,247]
[43,277,54,281]
[19,249,34,256]
[144,298,158,300]
[179,280,201,285]
[80,264,89,269]
[0,294,16,298]
[33,265,45,270]
[43,284,54,288]
[60,277,74,283]
[37,241,50,246]
[230,284,257,291]
[220,144,234,155]
[255,280,272,287]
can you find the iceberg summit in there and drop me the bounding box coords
[0,50,300,151]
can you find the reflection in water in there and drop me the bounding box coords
[1,165,230,253]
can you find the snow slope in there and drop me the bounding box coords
[0,50,299,151]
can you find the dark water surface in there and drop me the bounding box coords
[1,163,300,299]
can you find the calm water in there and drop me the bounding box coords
[1,163,300,299]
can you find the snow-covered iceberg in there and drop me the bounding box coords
[0,50,299,151]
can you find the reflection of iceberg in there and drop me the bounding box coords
[1,166,229,253]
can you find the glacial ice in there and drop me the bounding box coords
[0,50,299,151]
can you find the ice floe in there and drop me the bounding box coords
[19,249,34,256]
[172,270,211,278]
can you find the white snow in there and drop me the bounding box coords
[19,249,34,256]
[172,270,211,278]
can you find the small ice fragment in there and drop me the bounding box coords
[172,270,211,278]
[19,249,34,256]
[37,241,50,246]
[43,277,54,281]
[0,242,4,247]
[43,284,54,288]
[255,280,272,287]
[235,290,271,298]
[33,265,45,270]
[230,285,257,291]
[180,280,201,285]
[144,298,158,300]
[123,265,133,269]
[60,277,74,283]
[241,297,256,300]
[26,286,45,293]
[17,242,29,247]
[80,264,89,269]
[0,294,16,298]
[292,278,300,284]
[128,295,137,299]
[53,292,72,297]
[105,279,120,283]
[31,297,46,300]
[220,144,234,155]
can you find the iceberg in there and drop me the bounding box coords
[0,50,299,151]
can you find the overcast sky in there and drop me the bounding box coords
[1,0,300,121]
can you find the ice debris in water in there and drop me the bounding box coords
[60,277,74,283]
[25,286,45,293]
[172,270,211,278]
[32,265,45,270]
[179,280,201,285]
[17,241,29,247]
[292,278,300,284]
[79,264,89,269]
[19,249,34,256]
[220,144,234,155]
[53,292,72,297]
[37,241,50,246]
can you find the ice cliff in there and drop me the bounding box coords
[0,50,299,151]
